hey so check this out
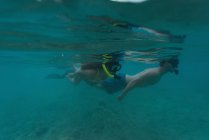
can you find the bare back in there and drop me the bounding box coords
[79,69,107,85]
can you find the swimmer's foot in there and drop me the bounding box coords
[169,34,186,43]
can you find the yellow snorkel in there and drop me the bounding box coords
[101,53,122,79]
[102,63,114,78]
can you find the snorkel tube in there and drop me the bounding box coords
[99,51,123,79]
[102,61,121,79]
[102,63,115,78]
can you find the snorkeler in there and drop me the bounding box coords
[89,16,186,43]
[68,61,122,86]
[68,57,179,101]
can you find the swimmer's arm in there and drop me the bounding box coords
[117,79,137,101]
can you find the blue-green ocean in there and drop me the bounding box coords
[0,0,209,140]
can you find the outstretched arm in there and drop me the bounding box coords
[117,79,138,101]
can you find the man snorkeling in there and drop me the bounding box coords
[68,57,179,101]
[89,16,186,43]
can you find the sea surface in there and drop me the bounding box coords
[0,0,209,140]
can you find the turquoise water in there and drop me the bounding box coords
[0,0,209,140]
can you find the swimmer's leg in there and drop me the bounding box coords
[150,28,186,43]
[136,27,186,43]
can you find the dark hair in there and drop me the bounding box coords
[160,58,179,67]
[160,57,179,74]
[104,61,121,73]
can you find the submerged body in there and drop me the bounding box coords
[68,58,179,101]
